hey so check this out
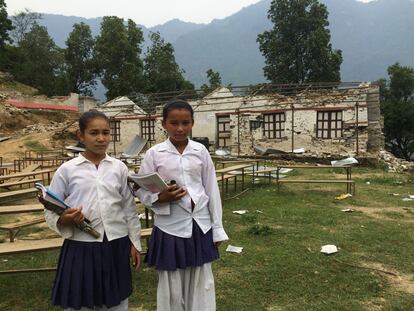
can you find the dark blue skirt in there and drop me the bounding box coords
[51,234,132,310]
[145,221,219,271]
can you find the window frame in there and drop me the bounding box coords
[316,110,343,139]
[262,112,286,139]
[140,118,156,143]
[109,120,121,142]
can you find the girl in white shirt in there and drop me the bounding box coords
[44,111,141,311]
[136,99,229,311]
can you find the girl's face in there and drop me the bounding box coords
[79,117,111,158]
[162,108,194,144]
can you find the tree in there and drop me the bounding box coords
[0,0,13,47]
[95,17,145,100]
[144,32,194,94]
[380,63,414,160]
[201,69,222,95]
[10,9,41,46]
[65,22,96,96]
[15,23,66,96]
[257,0,342,84]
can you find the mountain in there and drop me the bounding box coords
[173,0,414,86]
[36,0,414,97]
[38,14,203,50]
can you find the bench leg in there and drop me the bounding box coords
[9,229,21,243]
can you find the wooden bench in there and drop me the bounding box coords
[0,204,44,215]
[0,216,45,242]
[216,164,254,194]
[0,188,38,202]
[278,179,355,194]
[0,178,42,190]
[216,174,238,193]
[0,228,153,274]
[0,168,55,185]
[230,167,280,184]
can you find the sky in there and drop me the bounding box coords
[7,0,375,27]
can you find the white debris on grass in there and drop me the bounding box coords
[232,210,248,215]
[320,245,338,255]
[226,245,243,253]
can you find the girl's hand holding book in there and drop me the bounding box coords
[157,185,187,203]
[58,207,85,225]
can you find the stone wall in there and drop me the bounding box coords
[151,84,384,157]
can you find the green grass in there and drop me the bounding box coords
[0,167,414,310]
[24,140,48,150]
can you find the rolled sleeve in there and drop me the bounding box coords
[44,209,74,239]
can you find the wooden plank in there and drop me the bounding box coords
[278,179,354,183]
[0,169,55,182]
[215,164,253,174]
[216,174,236,182]
[0,237,63,255]
[0,216,45,230]
[0,188,37,199]
[0,204,43,215]
[15,164,42,182]
[0,178,42,189]
[0,228,153,255]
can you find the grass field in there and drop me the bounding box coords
[0,166,413,310]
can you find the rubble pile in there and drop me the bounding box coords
[378,150,414,172]
[20,121,74,135]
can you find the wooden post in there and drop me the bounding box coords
[355,102,359,156]
[291,104,295,153]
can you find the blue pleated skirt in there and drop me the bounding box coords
[51,234,132,310]
[145,220,219,271]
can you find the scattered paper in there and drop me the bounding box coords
[366,181,371,185]
[256,210,263,214]
[226,245,243,253]
[233,210,248,215]
[409,195,414,199]
[331,157,359,167]
[341,208,354,212]
[402,198,413,202]
[335,193,353,200]
[320,245,338,255]
[389,193,400,196]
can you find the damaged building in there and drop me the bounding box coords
[153,82,384,157]
[97,96,156,155]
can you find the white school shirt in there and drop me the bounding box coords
[44,153,142,251]
[136,138,228,242]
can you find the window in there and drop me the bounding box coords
[263,113,285,139]
[141,119,155,142]
[217,115,231,147]
[109,120,121,142]
[316,111,343,139]
[250,120,262,131]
